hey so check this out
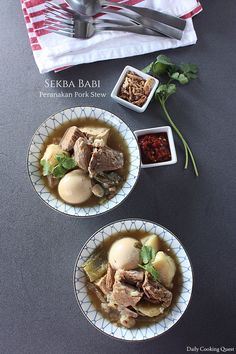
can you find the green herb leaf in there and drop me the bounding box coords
[171,72,180,80]
[151,54,174,76]
[56,154,77,170]
[142,61,154,74]
[167,83,177,96]
[151,247,156,262]
[138,264,159,281]
[145,264,159,281]
[180,63,198,74]
[56,153,67,163]
[140,245,152,264]
[51,154,77,179]
[156,83,176,101]
[61,157,77,170]
[178,73,189,84]
[52,164,67,178]
[139,245,159,280]
[40,159,52,176]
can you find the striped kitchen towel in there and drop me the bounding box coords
[21,0,203,74]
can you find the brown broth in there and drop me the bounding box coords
[86,230,182,328]
[39,118,130,207]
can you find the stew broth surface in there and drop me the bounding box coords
[39,118,131,207]
[86,230,182,328]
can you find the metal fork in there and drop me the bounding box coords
[44,3,163,39]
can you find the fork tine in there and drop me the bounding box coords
[44,24,74,34]
[45,1,75,16]
[45,12,74,25]
[45,4,73,19]
[45,26,74,38]
[45,20,74,32]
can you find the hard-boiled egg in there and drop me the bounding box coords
[58,169,92,204]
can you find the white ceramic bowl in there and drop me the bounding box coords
[134,126,177,168]
[111,65,159,113]
[27,107,141,217]
[74,219,193,341]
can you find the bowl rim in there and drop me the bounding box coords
[73,218,194,341]
[27,106,141,218]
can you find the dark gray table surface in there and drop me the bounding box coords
[0,1,235,353]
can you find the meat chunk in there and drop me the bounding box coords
[102,298,138,328]
[95,274,110,296]
[119,307,138,328]
[106,264,115,291]
[118,270,144,288]
[111,270,143,307]
[95,264,115,295]
[87,282,106,304]
[94,172,123,189]
[88,146,124,178]
[46,175,59,189]
[74,137,92,171]
[142,272,172,308]
[59,126,85,151]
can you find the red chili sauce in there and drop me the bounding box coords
[138,132,171,164]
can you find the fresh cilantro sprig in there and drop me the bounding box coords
[143,54,199,177]
[139,245,159,281]
[40,153,77,179]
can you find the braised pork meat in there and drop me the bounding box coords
[59,126,85,151]
[88,146,124,178]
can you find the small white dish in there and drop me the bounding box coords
[111,65,159,113]
[134,126,177,168]
[74,219,193,341]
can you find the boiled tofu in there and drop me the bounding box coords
[80,126,110,144]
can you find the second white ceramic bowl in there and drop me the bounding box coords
[74,219,193,341]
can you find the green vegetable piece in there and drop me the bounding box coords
[151,247,156,262]
[180,63,198,74]
[61,157,77,170]
[139,264,159,281]
[56,153,67,163]
[56,153,77,170]
[171,72,180,80]
[167,83,177,96]
[139,245,159,280]
[145,264,159,281]
[52,164,66,178]
[141,245,152,265]
[178,73,189,84]
[142,61,154,74]
[40,159,52,176]
[156,83,176,101]
[151,54,174,76]
[83,248,107,282]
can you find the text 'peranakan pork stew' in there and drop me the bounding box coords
[83,231,181,329]
[39,119,130,207]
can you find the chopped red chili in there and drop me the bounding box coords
[138,133,171,164]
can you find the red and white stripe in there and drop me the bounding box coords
[20,0,203,72]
